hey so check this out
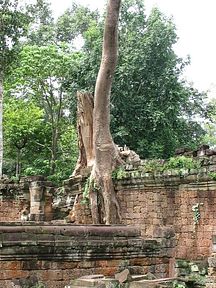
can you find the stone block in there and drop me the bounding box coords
[206,276,216,283]
[0,270,29,280]
[206,285,216,288]
[129,280,160,288]
[208,267,216,276]
[78,261,96,269]
[70,278,103,287]
[209,257,216,268]
[115,269,131,283]
[37,270,63,281]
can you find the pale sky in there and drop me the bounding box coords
[49,0,216,94]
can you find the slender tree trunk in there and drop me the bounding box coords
[16,149,21,178]
[50,126,58,175]
[93,0,122,224]
[0,72,3,178]
[50,89,63,175]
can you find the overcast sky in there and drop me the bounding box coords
[47,0,216,93]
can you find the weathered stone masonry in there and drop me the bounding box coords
[65,155,216,261]
[0,176,53,222]
[1,156,216,286]
[116,174,216,260]
[0,224,170,288]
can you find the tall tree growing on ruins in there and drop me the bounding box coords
[73,0,207,159]
[93,0,122,224]
[0,0,29,177]
[73,0,122,224]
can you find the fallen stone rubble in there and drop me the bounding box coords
[66,269,202,288]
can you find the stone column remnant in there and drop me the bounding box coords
[29,180,45,221]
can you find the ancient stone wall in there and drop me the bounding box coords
[0,178,29,221]
[207,237,216,287]
[64,155,216,261]
[0,224,170,288]
[116,175,216,260]
[1,156,216,263]
[0,176,54,222]
[0,200,23,222]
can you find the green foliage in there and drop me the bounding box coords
[187,273,206,286]
[140,156,200,176]
[112,5,207,158]
[112,166,127,180]
[5,43,80,178]
[3,94,78,182]
[23,159,50,177]
[2,2,82,182]
[172,282,186,288]
[82,176,91,204]
[10,175,19,182]
[3,98,47,176]
[75,0,207,159]
[53,125,78,182]
[142,159,164,173]
[4,98,44,149]
[8,44,81,86]
[2,0,209,183]
[0,0,30,73]
[201,98,216,147]
[209,172,216,181]
[56,1,99,44]
[192,203,203,225]
[163,156,201,171]
[26,0,55,46]
[0,0,31,177]
[6,43,82,130]
[81,175,101,205]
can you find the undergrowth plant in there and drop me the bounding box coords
[82,176,91,204]
[111,156,202,180]
[192,203,203,225]
[172,282,186,288]
[82,175,101,204]
[209,172,216,181]
[141,156,201,175]
[141,159,164,173]
[163,156,201,171]
[32,284,45,288]
[112,166,127,180]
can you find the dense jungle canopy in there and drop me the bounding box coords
[0,0,214,183]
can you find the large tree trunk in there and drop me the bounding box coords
[72,91,100,224]
[71,0,122,225]
[93,0,122,224]
[0,73,3,178]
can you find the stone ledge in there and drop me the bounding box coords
[0,224,162,261]
[0,224,140,237]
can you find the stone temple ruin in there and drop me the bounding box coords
[1,146,216,287]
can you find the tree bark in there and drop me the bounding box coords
[16,149,21,178]
[40,79,63,176]
[0,73,3,178]
[72,0,122,225]
[72,92,94,177]
[50,126,58,175]
[92,0,122,224]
